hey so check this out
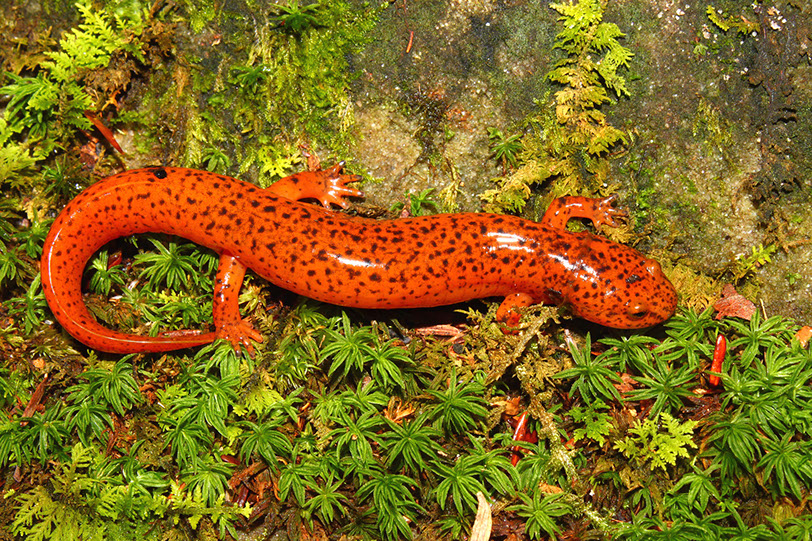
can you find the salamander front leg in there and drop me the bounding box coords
[496,292,535,333]
[212,254,263,354]
[268,162,363,208]
[540,195,627,230]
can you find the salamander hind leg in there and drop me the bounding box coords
[268,162,363,208]
[212,254,263,354]
[541,195,628,230]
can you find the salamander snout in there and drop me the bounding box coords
[617,258,677,328]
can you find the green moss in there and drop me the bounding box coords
[481,0,633,213]
[174,1,383,183]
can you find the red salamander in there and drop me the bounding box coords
[41,165,677,353]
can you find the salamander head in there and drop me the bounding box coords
[565,254,677,329]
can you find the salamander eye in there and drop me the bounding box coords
[626,302,649,320]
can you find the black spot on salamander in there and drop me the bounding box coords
[626,274,642,284]
[263,204,276,213]
[153,168,167,179]
[370,273,381,282]
[307,269,316,277]
[250,201,260,208]
[187,197,197,205]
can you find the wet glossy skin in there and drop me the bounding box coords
[40,166,677,353]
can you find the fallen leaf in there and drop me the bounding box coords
[713,283,756,320]
[470,492,492,541]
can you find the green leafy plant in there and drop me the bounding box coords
[625,354,696,415]
[707,5,760,34]
[507,492,571,540]
[239,415,293,472]
[272,0,330,35]
[570,400,612,446]
[320,312,376,380]
[357,465,424,540]
[614,412,698,471]
[433,452,489,515]
[555,333,621,402]
[757,434,812,500]
[327,409,382,465]
[66,358,142,417]
[428,370,489,435]
[1,0,146,157]
[88,251,127,296]
[15,406,70,466]
[664,463,723,519]
[732,243,778,281]
[4,274,48,334]
[379,412,443,475]
[182,455,234,507]
[135,239,216,291]
[481,0,633,211]
[488,127,523,173]
[301,474,348,528]
[389,188,441,217]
